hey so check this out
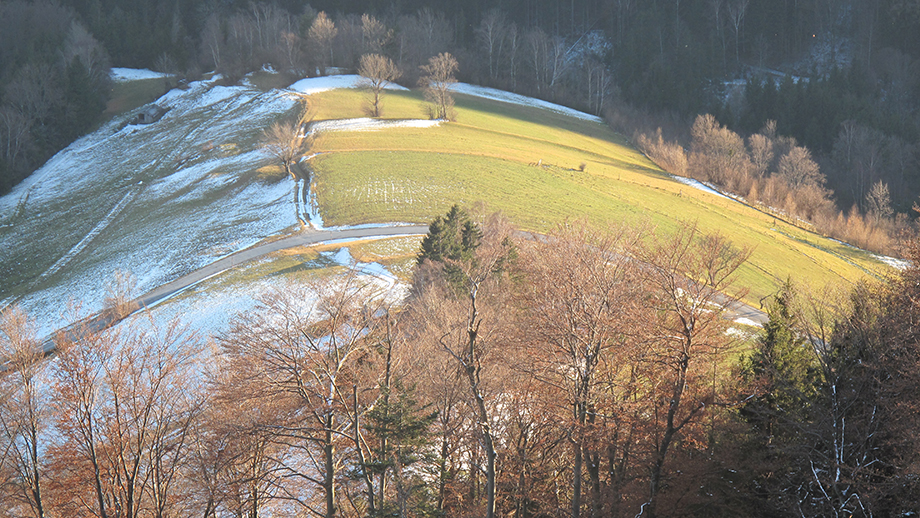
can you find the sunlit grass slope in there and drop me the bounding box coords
[306,88,892,303]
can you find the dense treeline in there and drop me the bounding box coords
[4,207,920,517]
[3,0,920,251]
[635,114,908,254]
[0,1,110,193]
[734,69,919,212]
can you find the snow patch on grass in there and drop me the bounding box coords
[670,176,731,200]
[825,237,911,271]
[311,118,441,133]
[143,246,406,338]
[110,68,168,82]
[874,255,910,270]
[451,83,603,123]
[288,74,408,95]
[1,74,305,336]
[734,317,762,327]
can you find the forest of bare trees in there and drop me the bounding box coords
[632,113,910,255]
[4,206,920,517]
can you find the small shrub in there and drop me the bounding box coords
[637,128,687,176]
[103,270,139,319]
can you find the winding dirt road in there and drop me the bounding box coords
[5,223,768,368]
[136,225,429,309]
[18,225,429,362]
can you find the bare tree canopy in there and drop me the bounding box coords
[260,104,312,180]
[308,11,337,75]
[777,146,824,190]
[358,53,401,118]
[419,52,459,121]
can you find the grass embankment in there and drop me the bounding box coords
[304,88,891,304]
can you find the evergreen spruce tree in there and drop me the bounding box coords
[741,279,818,445]
[63,59,104,142]
[365,379,438,517]
[417,205,482,292]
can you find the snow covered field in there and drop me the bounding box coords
[145,247,407,336]
[0,74,303,336]
[289,74,408,95]
[0,72,441,338]
[110,68,169,82]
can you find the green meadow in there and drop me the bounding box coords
[305,87,892,304]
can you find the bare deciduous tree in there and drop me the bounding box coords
[778,146,824,190]
[419,53,459,121]
[689,113,749,185]
[49,317,201,518]
[219,269,390,518]
[519,222,648,518]
[0,307,48,518]
[308,12,337,75]
[477,9,507,81]
[0,106,32,177]
[102,270,138,319]
[260,104,312,180]
[395,9,454,85]
[865,180,893,224]
[358,54,401,118]
[200,13,223,71]
[726,0,749,71]
[639,223,750,518]
[748,132,774,178]
[361,14,391,55]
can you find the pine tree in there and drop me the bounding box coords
[63,59,104,142]
[741,279,818,445]
[417,205,482,293]
[364,379,438,518]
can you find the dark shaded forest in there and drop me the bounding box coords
[2,0,920,250]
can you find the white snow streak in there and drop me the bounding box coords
[310,118,441,133]
[110,68,169,82]
[38,188,139,281]
[734,317,762,327]
[451,83,603,123]
[670,176,731,200]
[288,74,408,95]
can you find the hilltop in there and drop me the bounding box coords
[0,71,899,337]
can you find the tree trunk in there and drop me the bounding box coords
[572,440,583,518]
[438,434,449,512]
[647,353,689,518]
[324,422,336,518]
[587,448,601,518]
[464,293,496,518]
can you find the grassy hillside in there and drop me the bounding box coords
[0,73,896,337]
[306,88,892,304]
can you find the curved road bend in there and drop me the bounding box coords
[14,225,429,362]
[135,225,430,310]
[8,224,766,367]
